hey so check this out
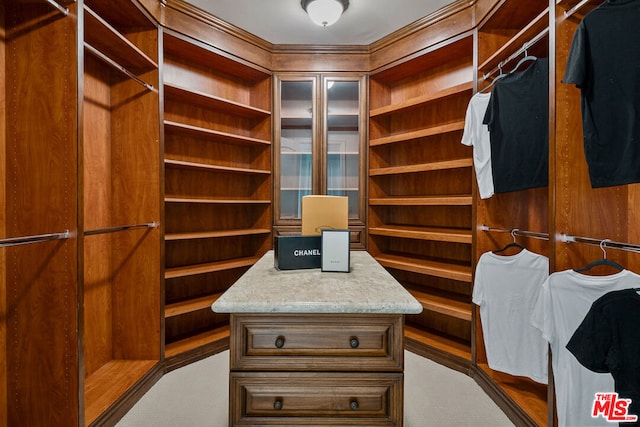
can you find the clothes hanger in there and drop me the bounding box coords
[493,229,526,254]
[479,63,506,93]
[574,239,624,273]
[508,48,537,74]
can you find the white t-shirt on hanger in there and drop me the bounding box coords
[461,92,493,199]
[531,269,640,427]
[472,249,549,383]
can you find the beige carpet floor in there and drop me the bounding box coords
[116,350,514,426]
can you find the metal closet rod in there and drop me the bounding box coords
[45,0,70,16]
[84,222,158,236]
[480,225,550,240]
[0,230,70,248]
[84,43,155,92]
[561,234,640,254]
[483,27,550,81]
[564,0,593,18]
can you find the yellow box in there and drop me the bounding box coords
[301,195,348,236]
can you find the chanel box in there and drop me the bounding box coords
[274,235,322,270]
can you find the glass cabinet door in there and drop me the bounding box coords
[274,73,366,246]
[278,79,316,220]
[324,78,361,220]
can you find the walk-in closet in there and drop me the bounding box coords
[2,0,639,425]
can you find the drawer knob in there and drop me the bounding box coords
[350,400,359,410]
[273,399,283,410]
[275,336,285,348]
[349,337,359,348]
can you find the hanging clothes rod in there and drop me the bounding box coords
[481,225,550,240]
[45,0,69,16]
[561,234,640,254]
[0,230,70,248]
[564,0,593,18]
[84,43,155,92]
[483,27,550,81]
[84,222,158,236]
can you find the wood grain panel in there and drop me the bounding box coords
[5,3,79,426]
[0,4,6,421]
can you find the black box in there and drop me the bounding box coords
[274,236,322,270]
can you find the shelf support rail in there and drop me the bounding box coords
[45,0,70,16]
[480,225,549,240]
[84,43,155,92]
[564,0,593,18]
[84,222,159,236]
[561,234,640,254]
[483,28,550,81]
[0,230,70,248]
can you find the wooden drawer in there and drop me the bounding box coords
[230,314,403,371]
[230,372,402,426]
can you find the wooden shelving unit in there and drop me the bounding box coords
[162,30,272,367]
[2,2,80,425]
[81,0,162,425]
[368,34,475,369]
[473,1,550,425]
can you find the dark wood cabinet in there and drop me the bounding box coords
[229,314,404,426]
[273,73,368,248]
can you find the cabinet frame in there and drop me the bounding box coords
[273,72,368,248]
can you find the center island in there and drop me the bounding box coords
[212,250,422,426]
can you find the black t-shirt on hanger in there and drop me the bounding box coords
[567,288,640,425]
[563,0,640,188]
[482,57,549,194]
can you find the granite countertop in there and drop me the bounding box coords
[211,251,422,314]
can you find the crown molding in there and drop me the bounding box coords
[161,0,275,52]
[369,0,476,53]
[160,0,475,57]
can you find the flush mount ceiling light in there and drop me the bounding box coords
[301,0,349,27]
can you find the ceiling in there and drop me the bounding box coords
[184,0,457,46]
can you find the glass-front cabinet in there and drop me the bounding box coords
[274,73,367,248]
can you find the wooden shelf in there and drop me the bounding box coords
[84,360,158,426]
[164,159,271,176]
[368,225,472,244]
[406,286,472,321]
[369,121,465,147]
[404,324,471,361]
[165,293,222,318]
[83,6,157,72]
[165,197,271,205]
[370,158,472,176]
[165,256,259,280]
[479,8,549,74]
[165,326,230,359]
[164,121,271,146]
[166,229,271,241]
[374,253,472,282]
[477,363,548,426]
[164,83,271,119]
[163,31,269,82]
[369,195,473,206]
[369,82,473,117]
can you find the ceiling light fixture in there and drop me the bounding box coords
[301,0,349,27]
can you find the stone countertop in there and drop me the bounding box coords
[211,251,423,314]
